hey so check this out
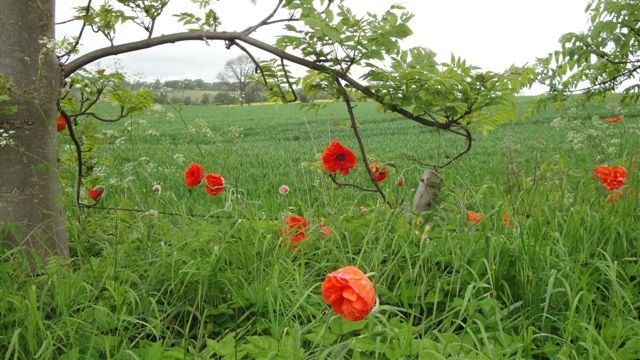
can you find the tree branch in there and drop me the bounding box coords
[58,108,83,227]
[63,31,446,131]
[58,0,93,62]
[336,78,390,207]
[406,126,472,170]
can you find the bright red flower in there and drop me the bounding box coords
[88,186,104,202]
[604,114,623,123]
[321,266,376,321]
[279,185,289,194]
[57,114,66,132]
[503,210,513,228]
[280,215,308,243]
[594,164,627,191]
[369,163,387,182]
[321,140,357,175]
[396,175,405,187]
[204,173,225,196]
[467,211,482,224]
[184,162,204,189]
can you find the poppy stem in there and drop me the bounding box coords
[335,79,391,208]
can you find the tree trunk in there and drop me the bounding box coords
[0,0,69,269]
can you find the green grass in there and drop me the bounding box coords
[1,97,639,359]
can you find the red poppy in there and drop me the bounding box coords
[320,224,332,239]
[57,114,66,132]
[396,175,405,187]
[280,215,308,243]
[321,140,357,175]
[88,186,104,202]
[321,266,376,321]
[204,173,225,196]
[369,163,387,182]
[279,185,289,194]
[467,211,482,224]
[594,164,627,191]
[184,162,204,189]
[503,210,512,228]
[604,114,623,123]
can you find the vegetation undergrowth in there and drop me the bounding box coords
[1,98,639,359]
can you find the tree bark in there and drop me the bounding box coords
[0,0,69,269]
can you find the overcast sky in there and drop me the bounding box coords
[56,0,591,92]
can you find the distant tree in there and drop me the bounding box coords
[245,83,267,104]
[217,55,255,106]
[200,92,211,105]
[155,90,169,104]
[183,95,192,105]
[213,92,239,105]
[537,0,640,103]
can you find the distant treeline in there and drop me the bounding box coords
[125,79,332,105]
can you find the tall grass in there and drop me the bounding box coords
[1,98,638,359]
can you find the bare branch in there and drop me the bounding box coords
[242,0,284,36]
[328,174,378,193]
[58,109,83,226]
[280,57,298,103]
[336,79,390,207]
[58,0,93,62]
[406,126,473,170]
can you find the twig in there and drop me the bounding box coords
[329,174,378,193]
[406,126,473,171]
[242,0,284,36]
[59,108,83,227]
[58,0,93,63]
[335,78,391,207]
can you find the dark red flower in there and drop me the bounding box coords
[594,164,627,191]
[604,114,623,123]
[204,173,225,196]
[279,215,308,243]
[184,162,204,189]
[369,163,387,182]
[57,114,66,132]
[321,140,357,175]
[321,266,376,321]
[88,186,104,202]
[396,175,405,187]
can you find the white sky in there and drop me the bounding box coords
[56,0,591,93]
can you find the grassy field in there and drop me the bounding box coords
[1,97,639,359]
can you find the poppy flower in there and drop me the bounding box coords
[184,162,204,189]
[396,175,405,187]
[594,164,627,191]
[204,173,225,196]
[279,185,289,195]
[152,184,161,195]
[279,215,308,243]
[369,163,387,182]
[321,265,376,321]
[88,186,104,202]
[360,205,369,214]
[321,140,357,175]
[604,114,623,123]
[320,224,332,239]
[503,210,512,228]
[57,114,66,132]
[467,211,482,224]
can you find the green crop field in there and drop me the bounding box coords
[2,98,639,359]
